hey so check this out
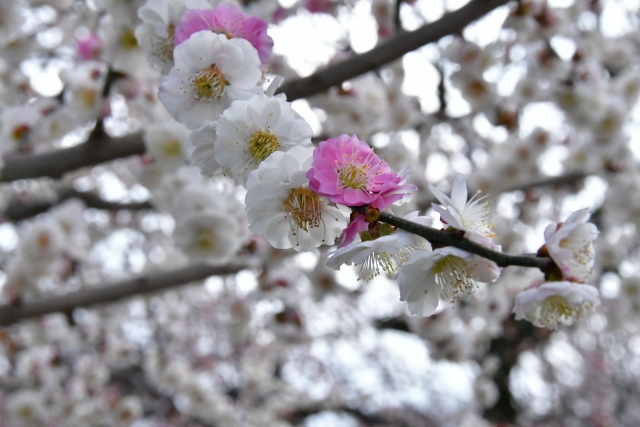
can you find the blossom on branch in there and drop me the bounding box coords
[543,208,598,283]
[429,173,496,240]
[327,212,432,281]
[245,146,349,251]
[158,31,261,129]
[513,281,600,330]
[191,93,313,186]
[398,246,500,317]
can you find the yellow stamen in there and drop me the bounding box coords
[247,129,279,162]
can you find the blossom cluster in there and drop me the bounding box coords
[130,0,603,328]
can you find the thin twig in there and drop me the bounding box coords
[354,207,554,270]
[277,0,509,101]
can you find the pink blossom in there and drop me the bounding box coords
[174,4,274,64]
[77,33,101,60]
[304,0,332,13]
[306,134,415,247]
[306,134,415,208]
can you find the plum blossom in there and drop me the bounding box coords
[513,281,600,330]
[5,390,47,426]
[398,246,500,316]
[135,0,211,74]
[245,146,349,251]
[143,120,190,172]
[173,210,243,263]
[191,93,313,186]
[175,4,274,64]
[158,31,262,129]
[543,209,598,283]
[430,174,496,241]
[306,134,415,208]
[327,212,432,281]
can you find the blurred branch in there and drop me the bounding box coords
[0,132,145,182]
[277,0,509,101]
[0,263,245,326]
[2,188,153,222]
[483,317,552,423]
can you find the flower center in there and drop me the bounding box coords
[359,246,414,281]
[196,229,216,250]
[462,191,496,238]
[162,139,182,157]
[190,65,227,101]
[431,255,477,302]
[120,29,138,50]
[283,188,322,232]
[37,233,51,249]
[247,129,279,162]
[540,295,574,324]
[338,163,369,189]
[154,24,175,62]
[12,124,30,142]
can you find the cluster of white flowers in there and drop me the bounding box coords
[513,209,600,330]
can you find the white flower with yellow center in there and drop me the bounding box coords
[173,210,242,264]
[430,173,496,240]
[326,212,432,281]
[544,209,598,283]
[191,93,313,186]
[159,31,262,130]
[245,146,349,251]
[5,391,47,426]
[513,281,600,330]
[135,0,211,74]
[143,120,190,172]
[398,246,500,316]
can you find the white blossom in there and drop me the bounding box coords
[173,210,242,263]
[135,0,211,74]
[326,212,432,281]
[159,32,262,130]
[143,119,190,172]
[398,246,500,317]
[430,173,496,240]
[513,281,600,330]
[5,390,47,426]
[544,208,598,283]
[191,93,313,186]
[245,146,349,251]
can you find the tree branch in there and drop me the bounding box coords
[355,207,554,270]
[0,263,245,326]
[0,132,145,182]
[277,0,509,101]
[3,188,153,222]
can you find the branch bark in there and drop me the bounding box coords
[3,188,153,222]
[0,132,145,182]
[0,263,245,326]
[355,207,554,270]
[277,0,510,101]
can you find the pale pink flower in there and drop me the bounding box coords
[175,4,274,64]
[544,209,598,283]
[513,281,600,330]
[77,33,102,60]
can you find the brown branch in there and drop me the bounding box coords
[277,0,509,101]
[0,263,245,326]
[2,188,153,222]
[0,132,145,182]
